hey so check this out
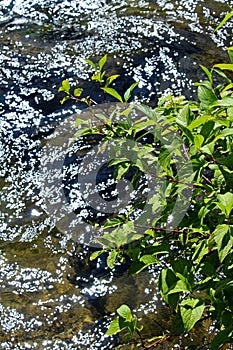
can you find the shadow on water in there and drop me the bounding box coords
[0,0,233,348]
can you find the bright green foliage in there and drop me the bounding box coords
[60,49,233,349]
[83,62,233,347]
[106,304,143,340]
[58,54,138,105]
[214,9,233,32]
[180,297,205,332]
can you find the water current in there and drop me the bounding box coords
[0,0,233,349]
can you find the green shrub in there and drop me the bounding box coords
[58,16,233,348]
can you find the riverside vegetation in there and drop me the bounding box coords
[58,13,233,350]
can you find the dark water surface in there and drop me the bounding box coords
[0,0,233,349]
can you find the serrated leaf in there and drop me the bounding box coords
[101,87,123,102]
[124,82,139,102]
[176,104,190,126]
[180,297,205,332]
[158,148,172,169]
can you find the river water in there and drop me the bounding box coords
[0,0,233,349]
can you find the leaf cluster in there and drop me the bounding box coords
[58,54,138,105]
[58,16,233,347]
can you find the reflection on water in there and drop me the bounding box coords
[0,0,233,348]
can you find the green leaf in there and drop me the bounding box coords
[176,104,191,126]
[188,115,213,130]
[105,74,120,87]
[115,163,131,181]
[61,79,70,92]
[124,82,139,102]
[210,329,233,350]
[200,65,213,84]
[105,318,122,336]
[117,305,132,322]
[192,240,209,264]
[216,192,233,218]
[60,96,70,104]
[98,54,107,71]
[200,142,214,156]
[90,250,106,261]
[128,318,137,336]
[75,118,90,127]
[213,224,233,263]
[194,135,204,148]
[214,68,232,83]
[101,87,123,102]
[214,12,233,32]
[198,86,217,108]
[107,250,118,269]
[215,153,233,170]
[159,268,180,307]
[227,46,233,63]
[128,261,147,275]
[200,120,215,138]
[140,254,158,265]
[177,123,194,143]
[85,58,97,71]
[222,83,233,93]
[180,297,205,332]
[103,217,125,229]
[158,148,172,169]
[91,72,101,82]
[214,128,233,142]
[214,63,233,71]
[168,279,191,294]
[109,158,130,166]
[73,127,93,139]
[74,88,83,97]
[211,97,233,108]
